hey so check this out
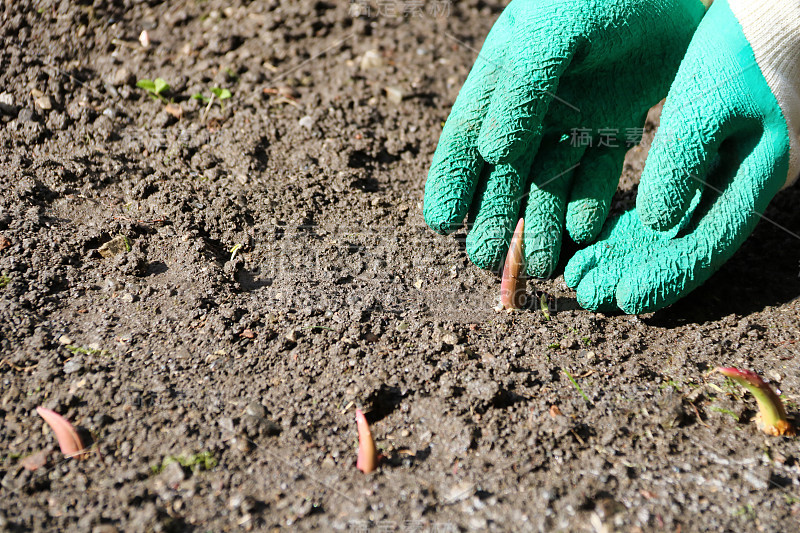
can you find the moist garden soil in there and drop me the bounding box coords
[1,1,800,531]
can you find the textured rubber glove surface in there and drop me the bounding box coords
[423,0,705,277]
[567,0,791,314]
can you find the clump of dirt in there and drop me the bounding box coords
[1,1,799,531]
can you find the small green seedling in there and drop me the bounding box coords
[539,293,550,321]
[563,369,592,405]
[192,87,232,109]
[0,274,10,289]
[66,345,109,357]
[137,78,170,102]
[151,451,217,475]
[714,367,796,437]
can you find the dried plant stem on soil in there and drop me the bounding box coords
[714,367,796,437]
[501,218,527,310]
[355,409,379,473]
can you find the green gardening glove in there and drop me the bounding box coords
[565,0,800,313]
[423,0,707,277]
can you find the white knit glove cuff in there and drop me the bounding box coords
[729,0,800,187]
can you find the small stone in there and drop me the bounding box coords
[218,417,235,434]
[442,332,460,346]
[120,293,137,303]
[112,68,135,87]
[92,525,119,533]
[97,235,130,258]
[139,30,151,48]
[384,86,403,104]
[400,429,410,438]
[298,115,314,129]
[58,335,73,346]
[245,402,266,418]
[17,108,36,123]
[234,436,253,453]
[0,92,16,115]
[63,359,84,374]
[34,96,53,111]
[152,111,176,128]
[160,460,185,485]
[442,481,474,504]
[163,103,183,120]
[360,49,384,70]
[396,321,409,332]
[228,493,245,510]
[103,279,121,293]
[560,338,577,350]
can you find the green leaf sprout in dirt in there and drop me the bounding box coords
[193,87,232,110]
[224,67,239,82]
[0,274,10,289]
[714,367,796,437]
[709,406,740,422]
[151,451,217,475]
[66,345,109,357]
[137,78,170,102]
[539,293,550,321]
[563,369,592,405]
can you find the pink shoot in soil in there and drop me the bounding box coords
[501,218,527,310]
[355,409,379,473]
[36,407,88,459]
[714,367,796,437]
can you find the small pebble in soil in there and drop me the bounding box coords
[63,358,84,374]
[112,68,135,87]
[34,96,53,111]
[298,115,314,129]
[385,86,403,104]
[360,49,383,70]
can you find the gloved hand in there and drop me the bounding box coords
[423,0,707,277]
[565,0,800,313]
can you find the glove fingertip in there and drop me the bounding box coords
[615,275,654,315]
[574,270,616,312]
[563,251,591,289]
[423,200,464,235]
[465,232,505,272]
[524,252,556,279]
[637,155,703,232]
[565,208,603,245]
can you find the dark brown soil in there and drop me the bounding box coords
[2,1,800,531]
